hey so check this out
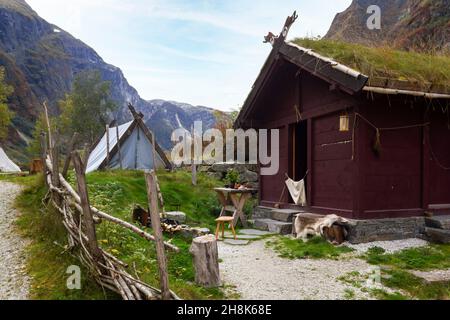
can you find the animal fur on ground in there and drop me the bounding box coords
[295,214,349,241]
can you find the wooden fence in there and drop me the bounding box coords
[40,106,179,300]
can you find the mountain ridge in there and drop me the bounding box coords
[0,0,223,162]
[325,0,449,53]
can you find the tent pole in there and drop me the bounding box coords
[106,124,110,169]
[116,122,123,169]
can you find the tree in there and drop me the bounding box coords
[59,70,117,145]
[0,67,14,141]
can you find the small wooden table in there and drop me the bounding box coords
[214,188,257,228]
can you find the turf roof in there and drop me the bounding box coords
[292,38,450,94]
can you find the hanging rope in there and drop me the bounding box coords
[351,112,449,170]
[294,104,302,123]
[427,132,450,171]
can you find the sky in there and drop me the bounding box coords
[26,0,352,111]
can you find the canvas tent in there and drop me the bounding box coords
[86,106,172,173]
[0,147,21,173]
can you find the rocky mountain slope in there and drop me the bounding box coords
[0,0,223,162]
[325,0,450,53]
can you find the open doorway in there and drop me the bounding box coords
[288,121,308,204]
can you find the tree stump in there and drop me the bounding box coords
[189,235,220,288]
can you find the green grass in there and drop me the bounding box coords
[14,170,243,300]
[266,236,354,260]
[364,245,450,271]
[292,38,450,92]
[15,175,115,300]
[380,270,449,300]
[361,245,450,300]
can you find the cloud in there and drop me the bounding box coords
[25,0,353,111]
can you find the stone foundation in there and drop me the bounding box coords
[346,217,426,244]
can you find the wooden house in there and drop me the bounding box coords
[235,13,450,220]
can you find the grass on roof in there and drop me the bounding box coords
[292,38,450,93]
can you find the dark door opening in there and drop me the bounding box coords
[288,121,308,204]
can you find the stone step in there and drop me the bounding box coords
[271,209,306,222]
[425,227,450,244]
[253,206,274,219]
[254,219,292,235]
[425,216,450,230]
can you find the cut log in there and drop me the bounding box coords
[189,235,220,288]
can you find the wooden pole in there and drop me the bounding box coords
[106,124,110,169]
[144,170,170,300]
[40,131,48,186]
[51,132,61,205]
[62,132,79,178]
[42,101,53,154]
[151,130,157,171]
[72,151,103,262]
[191,126,197,186]
[116,122,123,169]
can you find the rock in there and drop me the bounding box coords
[425,227,450,244]
[239,229,274,236]
[239,170,258,183]
[211,162,247,173]
[224,233,261,240]
[198,166,210,173]
[165,211,186,223]
[223,239,250,246]
[411,269,450,283]
[425,216,450,230]
[254,219,293,235]
[207,172,223,180]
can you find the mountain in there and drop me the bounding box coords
[0,0,224,162]
[143,100,217,150]
[325,0,450,53]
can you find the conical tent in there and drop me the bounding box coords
[86,117,172,174]
[0,147,21,173]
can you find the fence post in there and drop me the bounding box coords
[72,151,103,262]
[144,170,171,300]
[62,132,79,178]
[40,131,48,186]
[51,132,61,206]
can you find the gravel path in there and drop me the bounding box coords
[218,237,430,300]
[218,239,374,300]
[0,181,30,300]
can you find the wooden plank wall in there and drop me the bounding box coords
[311,112,354,214]
[358,100,423,218]
[428,108,450,209]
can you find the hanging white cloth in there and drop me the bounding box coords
[285,177,307,206]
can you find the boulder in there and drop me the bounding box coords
[207,172,223,180]
[211,162,247,173]
[165,211,187,223]
[239,169,258,183]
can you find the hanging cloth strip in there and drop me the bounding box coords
[284,172,308,206]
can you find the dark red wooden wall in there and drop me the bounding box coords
[244,57,450,219]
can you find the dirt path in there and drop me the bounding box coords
[0,181,30,300]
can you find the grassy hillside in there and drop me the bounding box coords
[14,170,245,300]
